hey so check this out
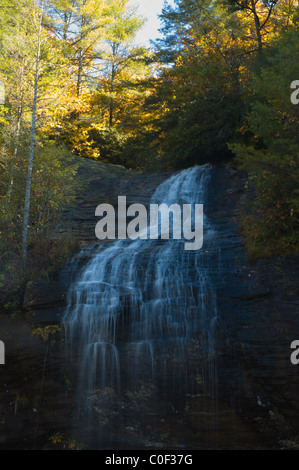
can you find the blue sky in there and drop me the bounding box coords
[133,0,175,46]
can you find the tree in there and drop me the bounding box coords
[97,0,146,127]
[145,0,248,167]
[0,0,33,206]
[48,0,108,96]
[132,0,297,170]
[0,0,78,267]
[223,0,279,56]
[22,0,45,265]
[230,11,299,259]
[44,0,149,166]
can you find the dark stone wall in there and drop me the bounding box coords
[0,160,299,449]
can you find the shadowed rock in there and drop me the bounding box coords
[23,281,67,324]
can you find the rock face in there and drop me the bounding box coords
[204,165,299,450]
[23,280,66,311]
[60,157,172,245]
[0,159,175,450]
[23,281,67,324]
[0,160,299,450]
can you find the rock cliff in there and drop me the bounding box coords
[0,159,298,450]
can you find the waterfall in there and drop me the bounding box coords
[64,164,219,448]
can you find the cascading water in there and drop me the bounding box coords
[64,164,220,449]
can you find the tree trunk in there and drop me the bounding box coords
[251,0,263,55]
[63,11,68,42]
[77,49,83,96]
[109,52,116,128]
[22,0,44,266]
[6,57,25,206]
[77,13,87,97]
[6,106,22,205]
[109,92,114,128]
